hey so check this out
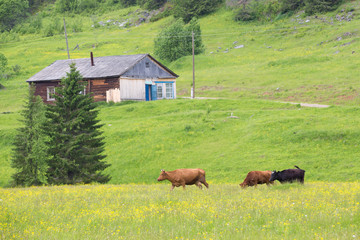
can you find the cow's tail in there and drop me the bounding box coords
[294,165,305,171]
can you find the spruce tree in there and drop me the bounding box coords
[45,63,110,184]
[11,83,48,186]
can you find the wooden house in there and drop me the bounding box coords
[26,53,178,103]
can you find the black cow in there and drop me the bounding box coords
[270,166,305,184]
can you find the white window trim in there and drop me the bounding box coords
[47,87,55,101]
[79,87,86,95]
[165,83,173,99]
[156,82,174,99]
[157,85,163,99]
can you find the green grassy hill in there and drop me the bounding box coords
[1,2,360,186]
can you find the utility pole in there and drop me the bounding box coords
[192,31,195,99]
[63,18,70,59]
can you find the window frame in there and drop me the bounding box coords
[157,84,163,99]
[47,86,56,101]
[155,82,174,99]
[165,83,173,99]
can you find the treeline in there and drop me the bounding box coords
[232,0,344,22]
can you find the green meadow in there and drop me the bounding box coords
[1,1,360,239]
[0,183,359,239]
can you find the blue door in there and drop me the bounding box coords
[145,84,157,101]
[151,85,157,101]
[145,84,151,101]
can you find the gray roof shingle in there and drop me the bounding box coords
[27,54,176,82]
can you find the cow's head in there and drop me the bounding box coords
[157,169,167,181]
[269,170,278,182]
[239,182,247,189]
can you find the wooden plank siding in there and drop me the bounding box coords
[119,78,145,101]
[89,77,119,102]
[33,81,59,104]
[34,77,120,103]
[28,54,178,103]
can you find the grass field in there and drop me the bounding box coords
[1,98,360,186]
[0,182,359,239]
[1,2,360,238]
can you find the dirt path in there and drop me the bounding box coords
[280,102,330,108]
[182,97,331,108]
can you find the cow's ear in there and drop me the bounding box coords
[161,169,165,172]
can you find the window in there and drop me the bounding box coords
[165,83,173,98]
[79,87,86,95]
[157,85,163,99]
[145,62,150,68]
[47,87,55,101]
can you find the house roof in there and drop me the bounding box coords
[27,54,178,82]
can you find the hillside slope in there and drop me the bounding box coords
[1,3,360,186]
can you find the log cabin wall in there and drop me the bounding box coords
[89,77,119,102]
[33,81,59,104]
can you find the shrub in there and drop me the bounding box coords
[0,53,7,73]
[0,31,20,44]
[42,17,62,37]
[154,19,187,62]
[304,0,342,15]
[0,0,29,32]
[279,0,304,13]
[172,0,223,23]
[137,0,166,10]
[154,18,204,62]
[119,0,136,7]
[234,6,257,21]
[234,0,281,22]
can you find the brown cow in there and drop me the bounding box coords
[239,171,274,188]
[157,169,209,190]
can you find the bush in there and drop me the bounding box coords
[150,8,172,22]
[137,0,166,10]
[154,18,204,62]
[234,0,281,22]
[0,53,7,73]
[234,6,257,21]
[0,31,20,43]
[154,19,187,62]
[304,0,342,15]
[172,0,223,23]
[279,0,304,13]
[119,0,136,7]
[0,0,29,32]
[42,17,62,37]
[55,0,103,13]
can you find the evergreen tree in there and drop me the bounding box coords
[45,63,110,184]
[11,84,48,186]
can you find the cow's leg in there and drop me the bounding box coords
[196,181,203,189]
[171,184,175,191]
[181,181,186,190]
[300,178,304,184]
[200,177,209,188]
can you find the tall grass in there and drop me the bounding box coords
[0,183,359,239]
